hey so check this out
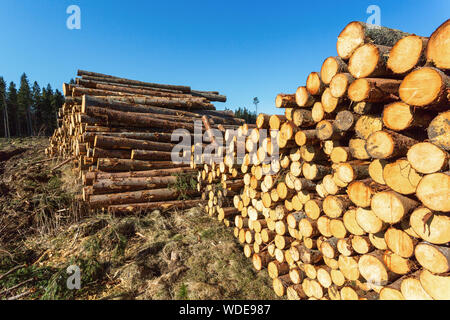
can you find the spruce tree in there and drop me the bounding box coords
[0,77,7,137]
[7,82,19,136]
[31,81,42,134]
[17,73,33,135]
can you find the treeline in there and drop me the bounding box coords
[0,73,65,138]
[233,107,257,124]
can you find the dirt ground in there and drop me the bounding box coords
[0,137,280,300]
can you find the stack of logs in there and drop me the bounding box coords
[46,70,244,213]
[195,20,449,300]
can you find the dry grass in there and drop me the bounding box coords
[0,138,280,300]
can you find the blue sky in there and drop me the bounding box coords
[0,0,448,114]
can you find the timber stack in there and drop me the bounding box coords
[46,70,244,212]
[195,20,449,300]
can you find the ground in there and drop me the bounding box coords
[0,137,280,300]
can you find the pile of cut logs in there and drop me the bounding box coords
[195,20,449,300]
[46,70,244,213]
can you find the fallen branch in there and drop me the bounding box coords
[0,278,34,296]
[51,157,75,172]
[0,264,27,281]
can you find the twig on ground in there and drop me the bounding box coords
[0,264,27,281]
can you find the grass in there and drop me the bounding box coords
[0,138,281,300]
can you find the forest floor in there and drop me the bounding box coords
[0,137,279,300]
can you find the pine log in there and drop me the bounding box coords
[382,102,435,131]
[371,190,418,224]
[107,199,204,214]
[420,270,450,300]
[383,250,418,275]
[407,142,448,174]
[354,115,383,140]
[323,195,352,218]
[296,87,317,108]
[426,19,450,69]
[410,207,450,245]
[306,72,325,96]
[334,110,359,133]
[349,139,370,160]
[321,57,348,84]
[355,207,387,234]
[276,94,297,108]
[92,176,178,193]
[330,73,354,98]
[348,44,392,78]
[351,235,374,255]
[387,35,428,74]
[348,78,401,103]
[338,255,361,281]
[400,271,433,300]
[427,111,450,151]
[89,188,199,208]
[336,21,410,60]
[416,172,450,212]
[415,242,450,274]
[97,158,186,171]
[399,67,449,107]
[365,130,419,159]
[358,251,401,287]
[94,135,175,152]
[384,227,417,258]
[383,159,422,195]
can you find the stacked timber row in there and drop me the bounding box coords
[196,20,449,300]
[46,70,244,212]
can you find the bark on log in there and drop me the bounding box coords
[97,158,186,172]
[365,130,419,159]
[399,67,449,107]
[427,111,450,151]
[426,19,450,70]
[348,78,401,103]
[337,21,411,60]
[108,199,204,214]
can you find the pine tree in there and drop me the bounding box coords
[0,77,8,137]
[17,73,33,135]
[7,82,19,136]
[51,89,64,132]
[41,84,54,135]
[31,81,43,135]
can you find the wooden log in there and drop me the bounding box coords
[358,251,401,287]
[330,73,354,98]
[107,199,204,214]
[351,235,374,255]
[306,72,325,96]
[273,274,293,297]
[276,94,297,108]
[88,167,194,181]
[410,207,450,245]
[420,270,450,300]
[379,277,405,300]
[95,135,175,152]
[349,139,370,160]
[338,255,361,281]
[416,172,450,212]
[323,195,352,218]
[415,242,450,274]
[77,72,192,92]
[131,150,173,161]
[427,111,450,151]
[399,67,449,107]
[330,147,352,164]
[292,109,314,127]
[407,142,448,174]
[383,250,418,275]
[336,21,410,60]
[92,175,178,193]
[368,159,388,185]
[334,110,359,133]
[382,102,434,131]
[366,130,419,159]
[89,188,199,208]
[383,159,422,195]
[355,207,387,234]
[83,105,196,131]
[371,190,418,224]
[400,271,433,300]
[321,88,344,114]
[348,78,401,103]
[296,86,317,107]
[348,44,392,78]
[354,115,383,140]
[387,35,428,74]
[384,227,417,258]
[347,179,380,208]
[321,56,348,85]
[97,158,186,172]
[426,19,450,70]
